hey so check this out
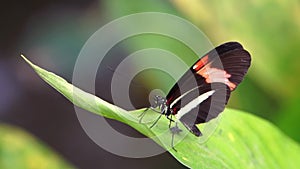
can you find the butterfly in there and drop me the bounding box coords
[139,42,251,149]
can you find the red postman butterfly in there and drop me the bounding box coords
[139,42,251,148]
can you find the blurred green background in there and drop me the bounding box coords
[0,0,299,168]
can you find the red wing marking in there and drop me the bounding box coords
[192,55,209,71]
[171,107,177,115]
[196,65,237,91]
[166,96,173,105]
[227,81,237,91]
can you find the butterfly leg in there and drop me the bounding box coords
[139,95,167,127]
[166,115,175,128]
[139,106,164,126]
[149,113,163,128]
[170,122,182,151]
[138,107,149,123]
[138,106,162,123]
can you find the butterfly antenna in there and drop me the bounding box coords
[171,132,177,152]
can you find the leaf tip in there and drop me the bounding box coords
[20,54,35,69]
[20,53,29,63]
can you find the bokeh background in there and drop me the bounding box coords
[0,0,299,168]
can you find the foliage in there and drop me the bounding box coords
[0,124,76,169]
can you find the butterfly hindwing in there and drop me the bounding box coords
[176,83,230,136]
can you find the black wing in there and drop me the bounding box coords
[166,42,251,136]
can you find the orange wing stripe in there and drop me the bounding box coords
[192,55,209,71]
[196,66,237,91]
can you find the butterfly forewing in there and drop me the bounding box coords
[194,42,251,90]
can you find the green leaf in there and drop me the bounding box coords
[21,55,300,168]
[0,123,76,169]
